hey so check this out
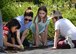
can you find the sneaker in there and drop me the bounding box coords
[65,36,74,48]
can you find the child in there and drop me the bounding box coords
[51,10,76,49]
[16,7,33,48]
[3,19,23,50]
[30,6,50,47]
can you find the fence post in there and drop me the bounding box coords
[0,10,3,47]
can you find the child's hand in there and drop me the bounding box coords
[51,47,57,50]
[14,45,21,49]
[20,45,24,50]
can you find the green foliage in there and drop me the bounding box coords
[1,1,35,21]
[0,0,76,40]
[48,20,54,39]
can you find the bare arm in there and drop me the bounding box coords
[3,36,19,48]
[16,30,23,46]
[34,23,40,46]
[44,25,48,36]
[53,30,59,48]
[21,29,28,43]
[35,23,39,36]
[16,30,24,49]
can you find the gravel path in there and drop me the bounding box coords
[0,48,76,54]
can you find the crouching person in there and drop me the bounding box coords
[51,10,76,49]
[15,7,33,48]
[3,19,23,50]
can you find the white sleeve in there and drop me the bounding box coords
[55,21,60,30]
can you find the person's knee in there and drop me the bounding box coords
[58,41,64,46]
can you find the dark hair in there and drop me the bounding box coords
[53,16,63,20]
[34,6,47,23]
[6,19,21,31]
[27,7,32,10]
[24,7,33,17]
[24,11,33,17]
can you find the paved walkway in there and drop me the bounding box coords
[0,48,76,54]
